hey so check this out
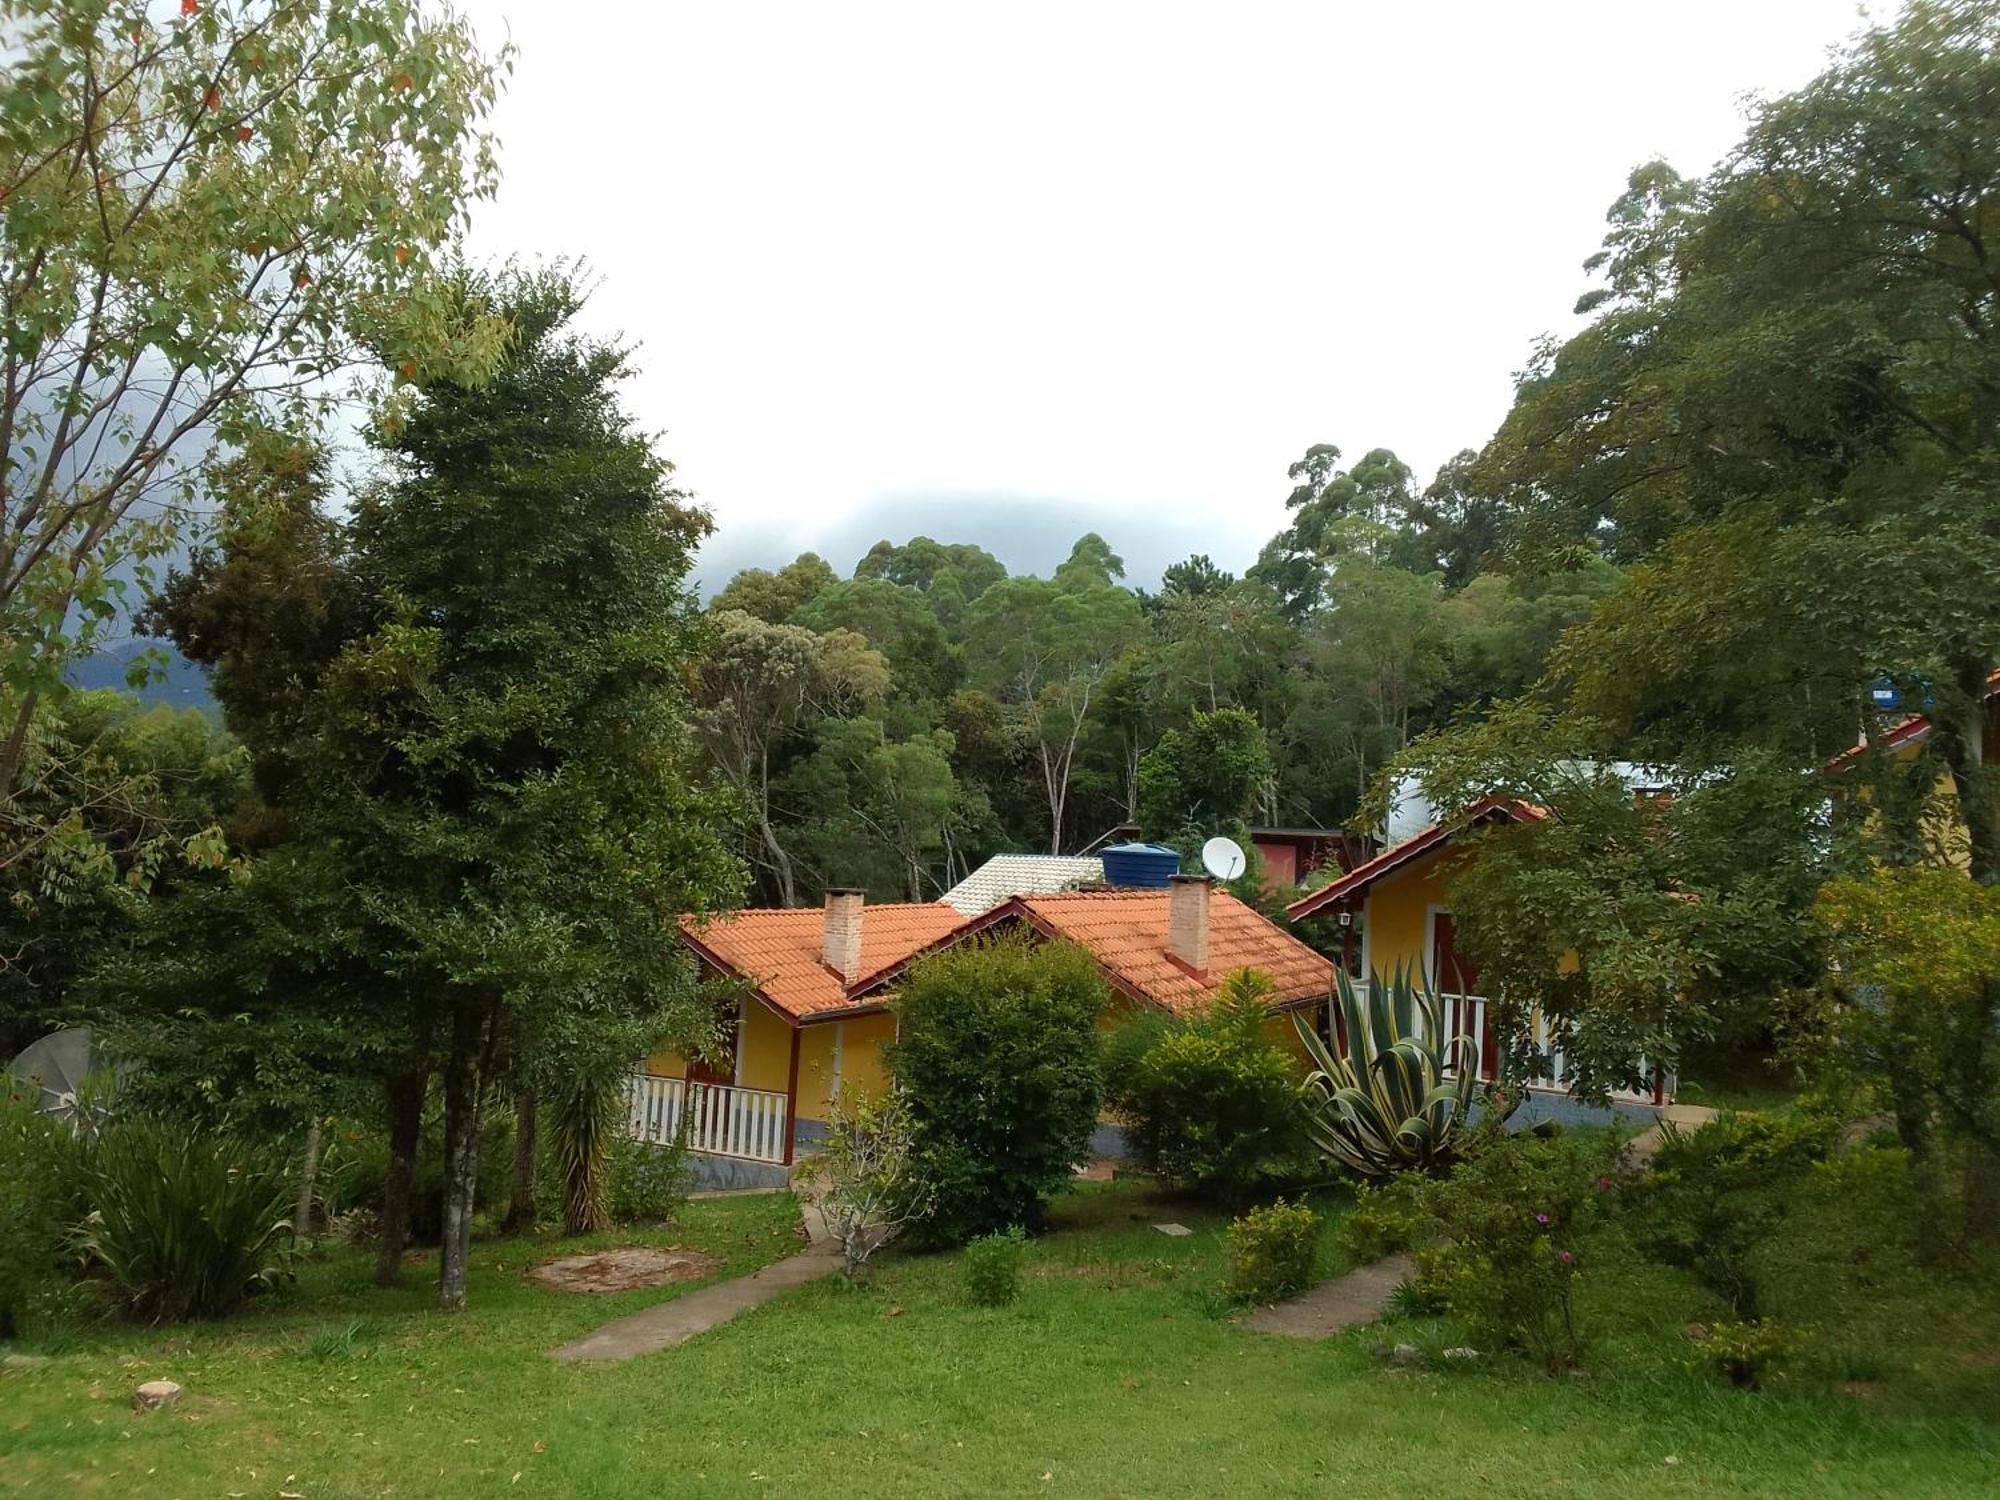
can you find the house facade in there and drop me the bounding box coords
[1287,798,1674,1120]
[642,877,1336,1185]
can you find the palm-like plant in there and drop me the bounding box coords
[547,1072,625,1236]
[1293,965,1495,1179]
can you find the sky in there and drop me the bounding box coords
[455,0,1872,593]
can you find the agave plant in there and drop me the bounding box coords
[1293,965,1492,1179]
[546,1071,626,1236]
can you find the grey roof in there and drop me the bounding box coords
[940,854,1105,916]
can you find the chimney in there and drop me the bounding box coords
[822,888,865,983]
[1168,874,1211,973]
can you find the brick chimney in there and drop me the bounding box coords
[1168,874,1211,974]
[822,888,865,983]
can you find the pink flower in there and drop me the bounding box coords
[1597,1177,1614,1191]
[1560,1251,1575,1265]
[1535,1213,1550,1225]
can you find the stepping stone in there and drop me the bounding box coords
[1152,1222,1194,1237]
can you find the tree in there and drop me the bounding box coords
[788,718,967,901]
[0,0,509,827]
[1477,1,2000,877]
[709,553,836,623]
[146,266,743,1310]
[963,575,1142,852]
[792,577,957,707]
[887,932,1105,1244]
[1137,707,1272,841]
[693,610,887,906]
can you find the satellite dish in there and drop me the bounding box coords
[7,1027,98,1123]
[1201,836,1246,882]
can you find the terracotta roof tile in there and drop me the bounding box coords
[1009,888,1335,1017]
[1288,797,1547,920]
[678,903,962,1022]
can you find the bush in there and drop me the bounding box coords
[888,933,1105,1246]
[0,1088,90,1339]
[1335,1174,1430,1265]
[799,1086,932,1280]
[1692,1319,1796,1390]
[1105,969,1306,1197]
[962,1226,1027,1307]
[1634,1109,1836,1316]
[72,1118,296,1323]
[1412,1131,1618,1372]
[608,1133,692,1225]
[1225,1198,1320,1303]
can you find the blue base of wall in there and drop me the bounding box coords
[1486,1089,1666,1132]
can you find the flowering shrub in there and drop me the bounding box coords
[1410,1131,1620,1371]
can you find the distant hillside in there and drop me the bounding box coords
[67,639,216,711]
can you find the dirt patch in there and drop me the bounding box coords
[526,1246,722,1294]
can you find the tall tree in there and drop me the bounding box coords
[0,0,508,829]
[1480,0,2000,877]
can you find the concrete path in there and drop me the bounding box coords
[1243,1252,1416,1339]
[550,1202,840,1364]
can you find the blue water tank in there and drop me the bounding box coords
[1099,842,1183,889]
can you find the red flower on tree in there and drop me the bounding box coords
[181,0,198,16]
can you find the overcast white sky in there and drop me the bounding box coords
[455,0,1871,591]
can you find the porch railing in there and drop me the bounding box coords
[628,1072,791,1164]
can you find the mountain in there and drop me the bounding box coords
[67,639,216,711]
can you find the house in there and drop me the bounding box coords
[940,853,1104,916]
[642,876,1336,1185]
[1286,797,1674,1119]
[1821,667,2000,870]
[1248,826,1365,891]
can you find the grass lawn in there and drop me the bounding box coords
[3,1181,1996,1498]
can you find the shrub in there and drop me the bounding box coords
[1692,1319,1795,1390]
[1412,1131,1617,1372]
[1633,1109,1836,1316]
[1295,966,1499,1179]
[72,1118,295,1322]
[1105,969,1306,1197]
[962,1226,1027,1307]
[608,1132,692,1226]
[0,1087,90,1339]
[1225,1198,1320,1303]
[1335,1174,1430,1265]
[888,933,1105,1246]
[799,1086,932,1280]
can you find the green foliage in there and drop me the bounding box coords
[0,0,509,847]
[800,1086,932,1279]
[1136,707,1272,840]
[1634,1110,1838,1317]
[1224,1199,1320,1304]
[1294,967,1489,1179]
[1410,1130,1619,1372]
[71,1118,295,1323]
[546,1074,625,1237]
[1692,1320,1797,1391]
[888,934,1105,1245]
[1103,969,1304,1196]
[961,1226,1028,1308]
[607,1136,692,1227]
[0,1089,88,1339]
[1334,1174,1431,1266]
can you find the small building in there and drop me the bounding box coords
[645,876,1335,1185]
[1286,797,1673,1116]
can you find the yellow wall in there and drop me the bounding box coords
[795,1010,899,1122]
[1363,850,1463,980]
[642,997,794,1094]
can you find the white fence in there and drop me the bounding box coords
[629,1073,791,1164]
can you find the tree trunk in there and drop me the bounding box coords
[503,1089,539,1234]
[293,1117,325,1241]
[1932,650,1997,883]
[437,1006,487,1312]
[375,1072,425,1288]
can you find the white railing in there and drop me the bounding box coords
[1354,987,1668,1103]
[629,1073,791,1164]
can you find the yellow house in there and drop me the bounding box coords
[1286,797,1672,1110]
[1821,667,2000,870]
[644,878,1336,1182]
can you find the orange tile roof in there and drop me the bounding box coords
[678,903,963,1022]
[1287,797,1548,920]
[1004,888,1335,1017]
